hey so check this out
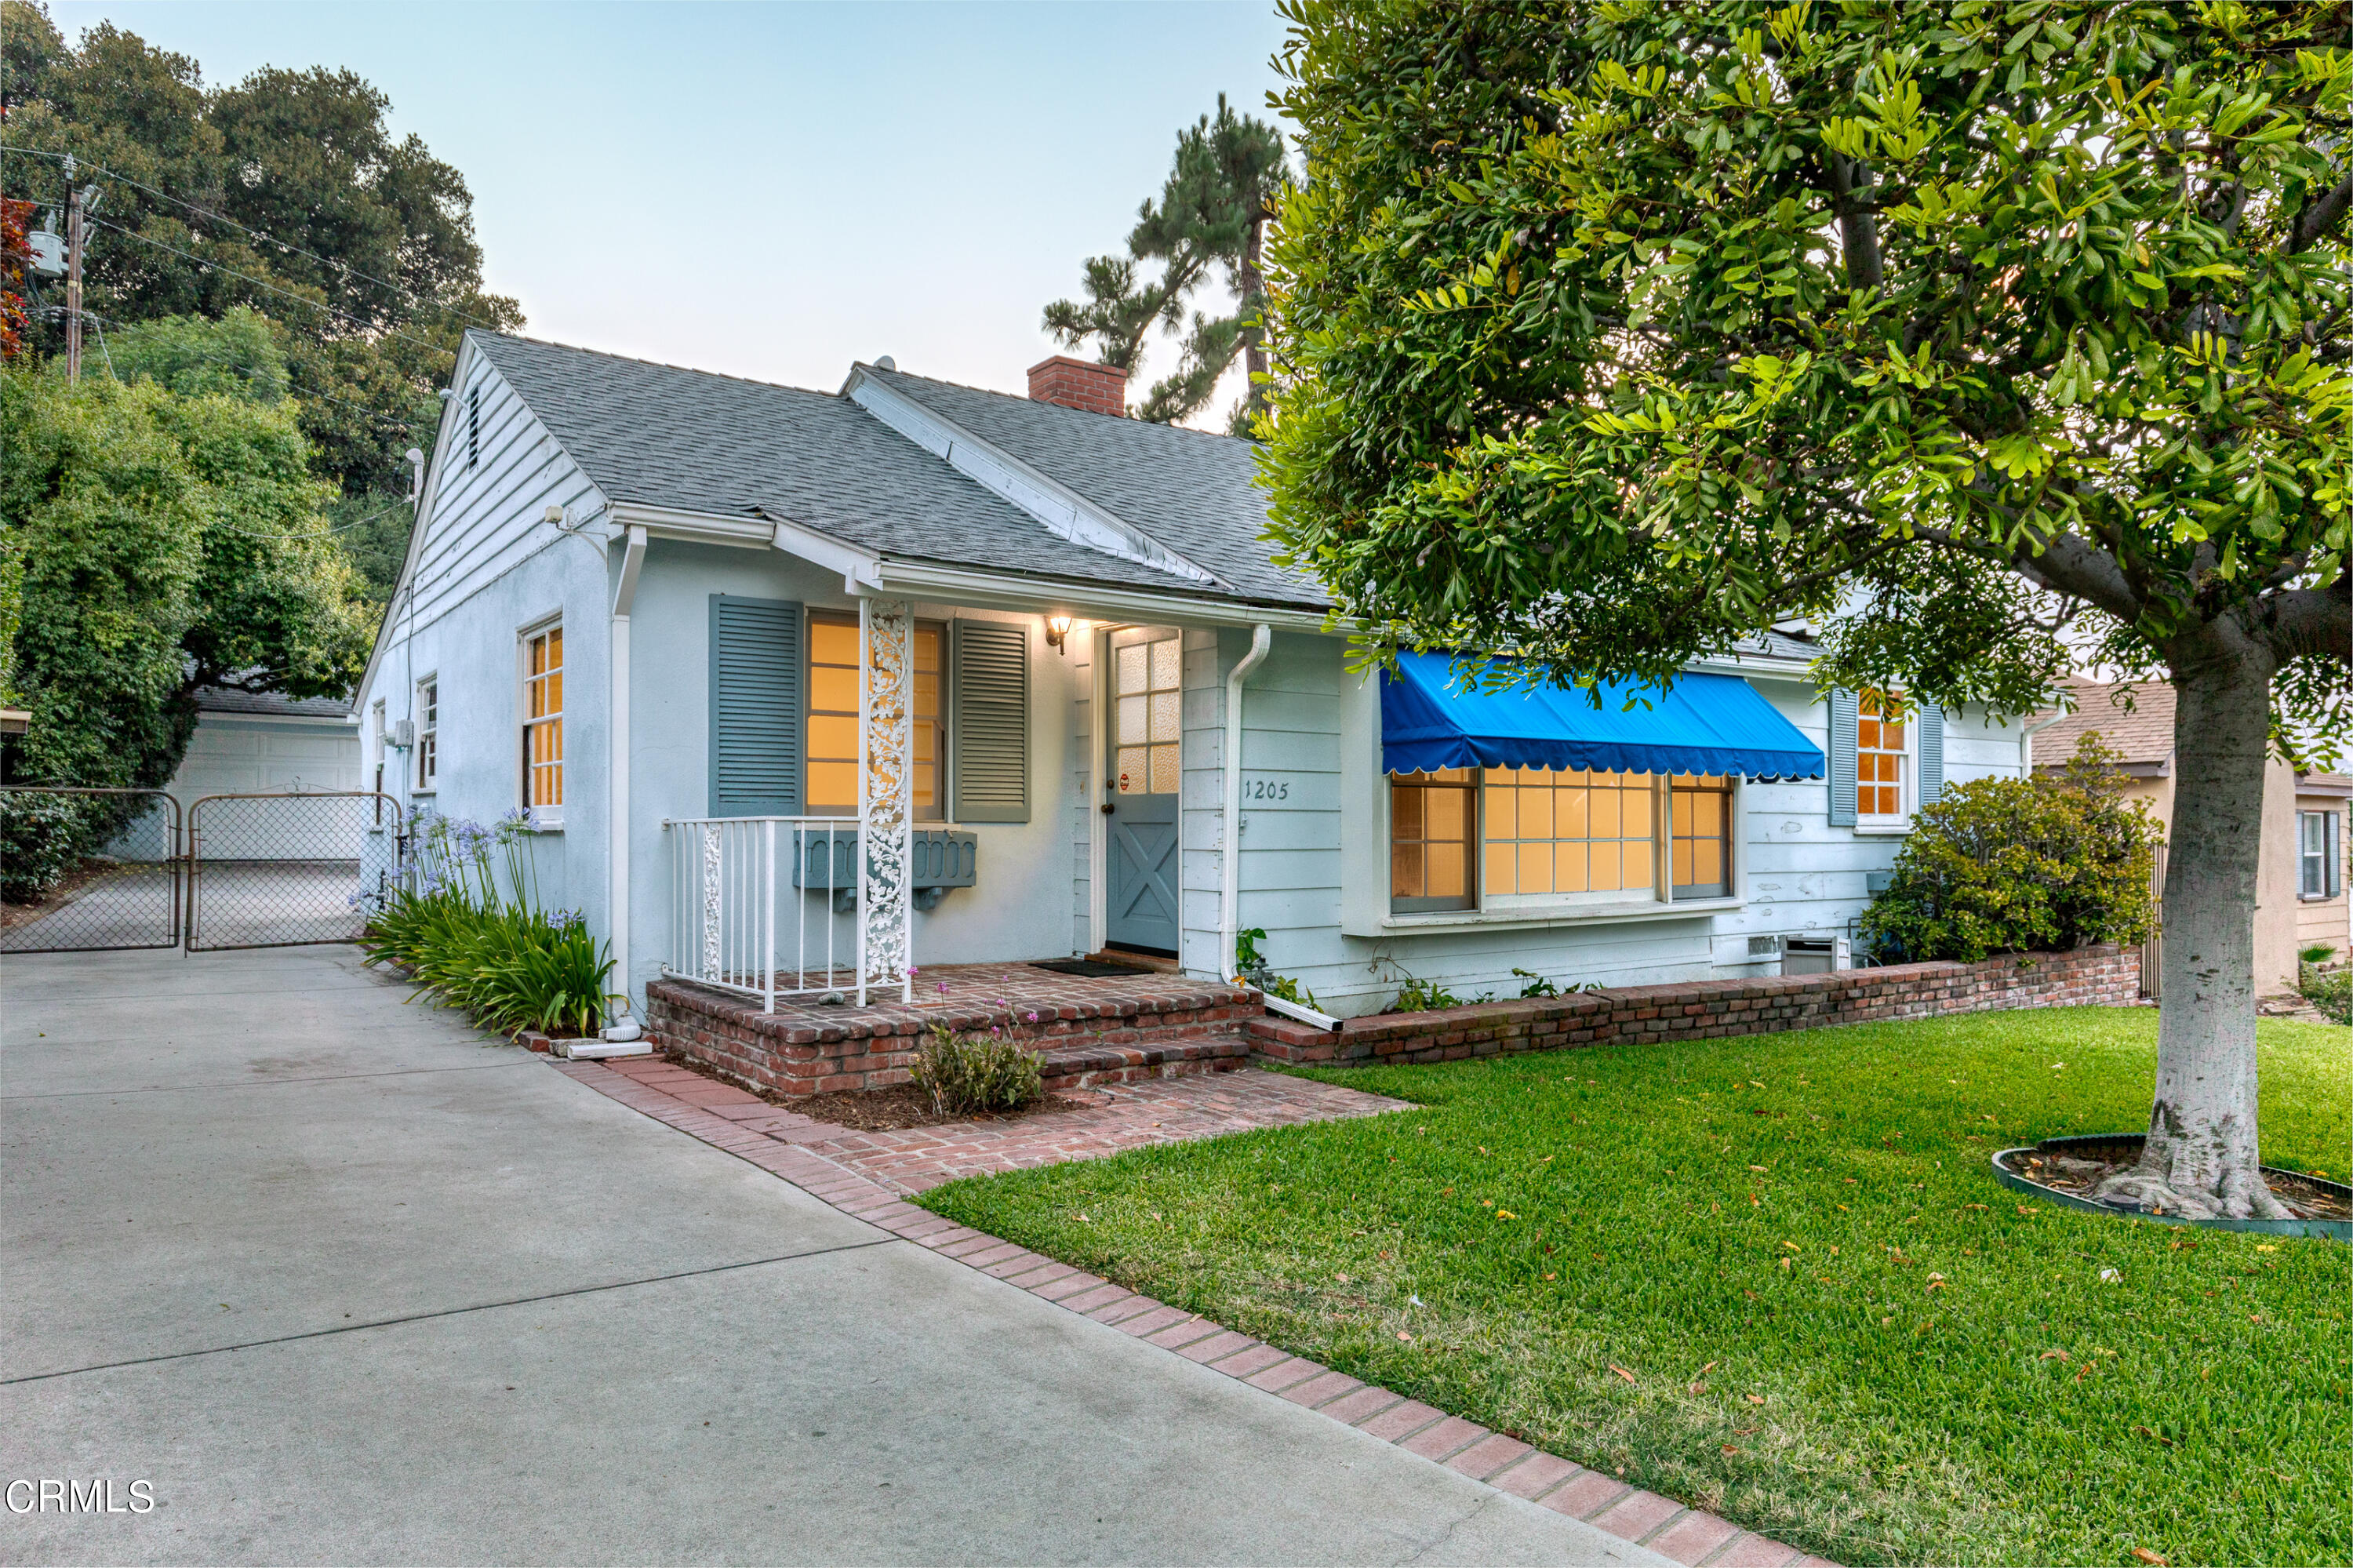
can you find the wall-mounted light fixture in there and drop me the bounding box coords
[1045,614,1074,654]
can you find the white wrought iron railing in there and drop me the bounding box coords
[661,815,875,1010]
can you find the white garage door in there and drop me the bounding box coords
[172,718,365,860]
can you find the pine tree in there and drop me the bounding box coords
[1043,96,1289,427]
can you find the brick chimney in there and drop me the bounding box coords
[1027,355,1128,417]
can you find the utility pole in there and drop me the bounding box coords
[63,155,81,384]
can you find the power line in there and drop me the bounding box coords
[86,216,464,358]
[0,142,500,331]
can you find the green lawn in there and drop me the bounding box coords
[917,1010,2351,1567]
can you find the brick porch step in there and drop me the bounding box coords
[1035,1031,1250,1092]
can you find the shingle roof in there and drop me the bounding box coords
[867,366,1322,604]
[2035,678,2174,768]
[467,333,1291,602]
[194,686,353,719]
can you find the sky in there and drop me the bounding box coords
[43,1,1294,422]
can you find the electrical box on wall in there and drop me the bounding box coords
[391,719,415,749]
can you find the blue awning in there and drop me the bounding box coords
[1381,652,1824,780]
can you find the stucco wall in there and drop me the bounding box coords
[356,518,612,941]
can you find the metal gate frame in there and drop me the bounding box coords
[185,790,406,953]
[0,786,184,953]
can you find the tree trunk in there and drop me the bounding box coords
[1241,211,1269,417]
[2093,638,2296,1221]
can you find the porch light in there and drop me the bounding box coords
[1045,614,1073,653]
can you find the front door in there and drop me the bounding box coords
[1105,628,1182,955]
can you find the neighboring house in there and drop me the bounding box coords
[2032,677,2351,991]
[354,333,2035,1019]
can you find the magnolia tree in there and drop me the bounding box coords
[1259,2,2351,1219]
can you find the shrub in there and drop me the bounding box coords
[2301,969,2353,1027]
[0,790,89,903]
[909,1024,1043,1117]
[1860,739,2162,965]
[359,809,616,1037]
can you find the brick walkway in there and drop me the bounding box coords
[602,1054,1411,1192]
[555,1056,1831,1568]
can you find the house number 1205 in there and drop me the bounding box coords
[1245,777,1289,801]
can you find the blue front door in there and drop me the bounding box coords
[1106,629,1182,955]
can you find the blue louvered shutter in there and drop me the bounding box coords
[1917,699,1945,809]
[1827,688,1858,827]
[951,619,1030,823]
[708,595,802,816]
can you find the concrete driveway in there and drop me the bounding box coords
[1,946,1669,1566]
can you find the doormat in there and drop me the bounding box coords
[1030,958,1157,978]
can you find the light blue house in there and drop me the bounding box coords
[354,335,2031,1020]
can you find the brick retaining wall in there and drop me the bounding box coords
[1248,944,2143,1066]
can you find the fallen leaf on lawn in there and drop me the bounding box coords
[2040,1348,2071,1362]
[1496,1210,1517,1220]
[1781,1240,1801,1251]
[1609,1364,1637,1384]
[1721,1444,1741,1456]
[1592,1253,1606,1263]
[2249,1313,2264,1323]
[1544,1271,1557,1280]
[1697,1360,1718,1375]
[1689,1381,1708,1395]
[2255,1244,2278,1253]
[1746,1394,1766,1406]
[1836,1203,1849,1211]
[2131,1549,2168,1566]
[1749,1164,1769,1173]
[1749,1194,1761,1207]
[1778,1257,1792,1271]
[1398,1331,1413,1342]
[2017,1204,2035,1215]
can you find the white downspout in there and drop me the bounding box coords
[1217,626,1344,1032]
[606,525,647,1035]
[1219,624,1272,986]
[2019,707,2068,777]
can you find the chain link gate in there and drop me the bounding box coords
[0,787,184,953]
[185,791,406,951]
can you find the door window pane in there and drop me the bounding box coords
[1113,632,1180,795]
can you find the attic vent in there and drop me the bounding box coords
[467,386,479,469]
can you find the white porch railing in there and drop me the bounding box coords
[660,815,866,1010]
[661,595,918,1013]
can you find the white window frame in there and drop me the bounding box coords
[1382,765,1744,924]
[518,616,564,827]
[1855,689,1916,833]
[2299,809,2338,900]
[414,675,438,794]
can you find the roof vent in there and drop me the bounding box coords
[875,355,896,371]
[1027,355,1128,417]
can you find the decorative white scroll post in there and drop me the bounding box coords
[699,820,722,982]
[857,597,915,1005]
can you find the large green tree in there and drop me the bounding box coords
[1260,1,2351,1219]
[0,363,371,792]
[0,3,518,514]
[1046,96,1292,427]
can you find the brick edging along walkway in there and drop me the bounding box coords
[555,1057,1831,1568]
